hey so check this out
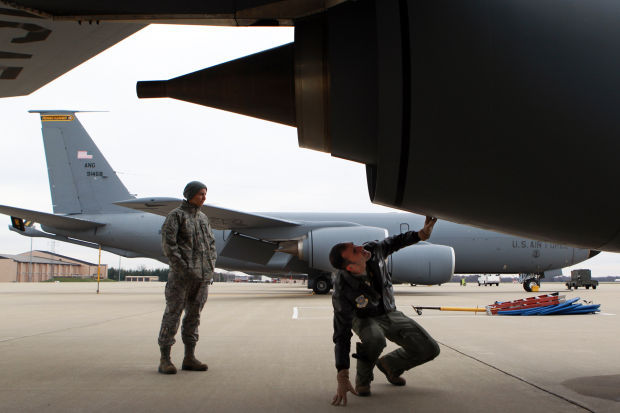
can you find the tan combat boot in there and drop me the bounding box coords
[376,357,406,386]
[158,345,177,374]
[355,382,371,397]
[182,343,208,371]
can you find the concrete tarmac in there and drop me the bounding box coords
[0,281,618,413]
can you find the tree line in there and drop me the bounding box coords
[104,270,618,284]
[107,267,169,282]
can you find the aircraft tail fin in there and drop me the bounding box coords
[30,110,133,214]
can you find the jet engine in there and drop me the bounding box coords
[295,226,389,273]
[277,225,388,275]
[389,243,454,285]
[137,0,620,251]
[280,225,453,286]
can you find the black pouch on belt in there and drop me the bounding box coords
[352,342,370,362]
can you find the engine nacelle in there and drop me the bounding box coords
[138,0,620,251]
[390,243,455,285]
[299,226,388,273]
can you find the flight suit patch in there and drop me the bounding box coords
[355,295,369,308]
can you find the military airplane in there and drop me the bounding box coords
[0,111,599,293]
[1,1,619,252]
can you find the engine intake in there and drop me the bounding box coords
[297,226,388,273]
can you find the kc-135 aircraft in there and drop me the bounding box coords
[1,1,619,252]
[0,112,598,293]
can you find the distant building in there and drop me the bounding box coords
[0,250,107,282]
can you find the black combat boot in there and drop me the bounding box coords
[158,345,177,374]
[182,343,208,371]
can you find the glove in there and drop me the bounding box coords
[331,369,357,406]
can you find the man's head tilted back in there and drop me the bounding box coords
[329,242,371,275]
[329,243,352,270]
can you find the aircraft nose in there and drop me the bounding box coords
[588,250,601,258]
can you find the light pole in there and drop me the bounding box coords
[28,238,33,283]
[96,245,101,294]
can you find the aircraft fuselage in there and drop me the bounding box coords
[43,210,589,279]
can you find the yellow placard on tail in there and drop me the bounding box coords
[41,115,74,122]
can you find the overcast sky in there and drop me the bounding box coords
[0,24,617,277]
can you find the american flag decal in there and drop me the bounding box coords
[77,150,93,159]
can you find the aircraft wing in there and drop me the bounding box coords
[0,5,145,97]
[115,197,299,230]
[0,205,104,230]
[0,1,340,98]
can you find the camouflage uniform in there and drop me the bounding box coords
[158,200,217,347]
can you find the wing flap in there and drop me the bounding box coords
[0,205,104,231]
[115,197,299,230]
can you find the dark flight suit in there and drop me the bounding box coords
[158,200,217,347]
[332,231,440,386]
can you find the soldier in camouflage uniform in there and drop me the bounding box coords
[157,181,217,375]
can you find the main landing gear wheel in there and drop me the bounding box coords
[313,277,331,294]
[523,279,539,292]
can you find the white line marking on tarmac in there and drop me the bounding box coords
[0,337,15,342]
[292,307,298,319]
[599,312,616,316]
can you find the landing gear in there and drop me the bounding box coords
[309,273,333,294]
[519,273,543,292]
[523,278,539,292]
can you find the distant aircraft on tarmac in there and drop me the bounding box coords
[0,112,599,293]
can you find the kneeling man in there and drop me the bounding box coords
[330,217,440,405]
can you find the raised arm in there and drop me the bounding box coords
[379,216,438,257]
